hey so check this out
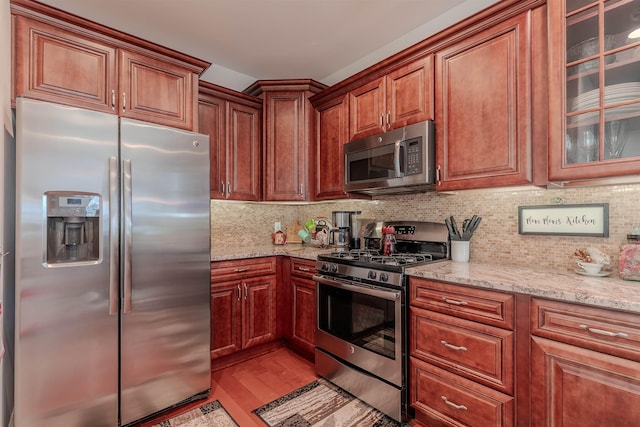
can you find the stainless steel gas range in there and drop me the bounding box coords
[313,221,449,422]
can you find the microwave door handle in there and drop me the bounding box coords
[394,140,404,177]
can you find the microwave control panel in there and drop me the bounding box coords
[406,140,422,175]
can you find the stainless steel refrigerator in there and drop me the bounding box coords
[13,98,211,427]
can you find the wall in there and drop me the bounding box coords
[212,183,640,277]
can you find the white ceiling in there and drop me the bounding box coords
[37,0,501,92]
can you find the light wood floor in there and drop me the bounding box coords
[136,347,319,426]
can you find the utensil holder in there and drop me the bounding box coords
[451,240,470,262]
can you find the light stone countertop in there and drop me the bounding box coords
[406,261,640,314]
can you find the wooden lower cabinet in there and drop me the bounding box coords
[531,336,640,427]
[530,298,640,427]
[210,258,278,362]
[409,278,517,426]
[285,257,317,361]
[210,275,277,359]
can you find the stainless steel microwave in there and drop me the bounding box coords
[344,120,435,195]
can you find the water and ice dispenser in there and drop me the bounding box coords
[45,192,100,264]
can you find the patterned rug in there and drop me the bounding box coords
[252,378,406,426]
[152,400,239,427]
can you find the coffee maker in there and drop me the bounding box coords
[330,210,361,251]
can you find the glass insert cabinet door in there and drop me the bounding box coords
[550,0,640,179]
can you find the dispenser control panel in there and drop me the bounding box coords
[47,193,100,217]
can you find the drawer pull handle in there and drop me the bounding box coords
[442,297,468,306]
[441,340,467,351]
[578,324,629,338]
[298,267,311,272]
[234,268,250,273]
[441,396,467,411]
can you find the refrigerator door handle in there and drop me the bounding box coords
[123,158,133,313]
[109,156,119,315]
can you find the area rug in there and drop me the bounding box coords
[252,378,407,426]
[152,400,239,427]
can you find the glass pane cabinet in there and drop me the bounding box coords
[549,0,640,180]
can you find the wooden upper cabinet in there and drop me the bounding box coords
[435,10,536,191]
[246,80,326,202]
[264,90,307,201]
[314,94,349,200]
[118,50,195,129]
[386,56,434,130]
[199,82,261,201]
[11,0,209,130]
[548,0,640,182]
[227,101,262,201]
[198,93,227,199]
[349,55,434,141]
[13,15,118,113]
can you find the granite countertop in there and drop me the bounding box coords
[211,244,332,262]
[407,261,640,314]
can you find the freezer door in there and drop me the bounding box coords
[119,119,211,425]
[14,98,120,427]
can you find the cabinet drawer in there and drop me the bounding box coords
[211,257,277,283]
[531,298,640,362]
[411,307,514,394]
[411,357,514,427]
[410,278,515,330]
[290,257,316,280]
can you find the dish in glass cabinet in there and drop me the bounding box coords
[575,269,611,277]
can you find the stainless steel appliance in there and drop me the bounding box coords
[344,121,436,195]
[314,221,449,422]
[14,98,211,427]
[329,210,361,251]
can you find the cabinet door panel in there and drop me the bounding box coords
[387,55,434,128]
[314,94,348,200]
[14,16,117,112]
[436,12,532,190]
[120,50,193,130]
[243,276,277,349]
[210,282,241,359]
[228,101,261,201]
[349,77,385,140]
[264,92,306,200]
[199,97,226,199]
[291,277,316,355]
[531,336,640,427]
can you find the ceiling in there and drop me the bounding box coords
[37,0,501,92]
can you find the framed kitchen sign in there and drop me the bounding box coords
[518,203,609,237]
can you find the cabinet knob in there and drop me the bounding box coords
[122,92,127,113]
[111,89,116,111]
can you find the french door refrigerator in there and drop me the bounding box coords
[13,98,211,427]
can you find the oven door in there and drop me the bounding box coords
[314,274,402,387]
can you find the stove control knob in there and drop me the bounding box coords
[368,270,377,280]
[329,264,338,273]
[380,273,389,282]
[321,263,329,271]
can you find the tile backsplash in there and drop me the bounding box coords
[211,183,640,277]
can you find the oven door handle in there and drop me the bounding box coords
[313,274,401,301]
